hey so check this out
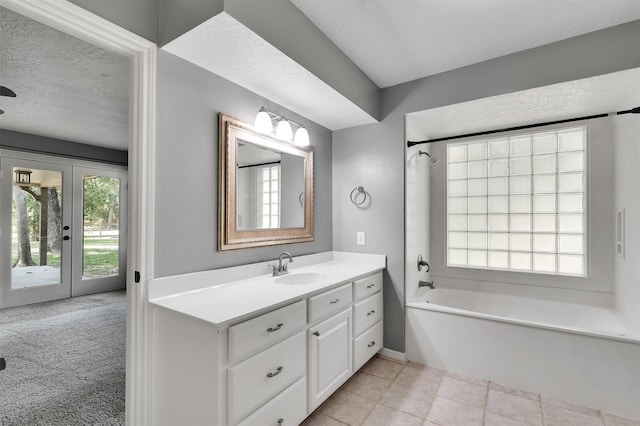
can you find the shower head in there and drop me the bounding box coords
[418,150,439,165]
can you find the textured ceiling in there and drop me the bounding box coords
[162,12,377,131]
[292,0,640,88]
[0,6,129,150]
[406,68,640,142]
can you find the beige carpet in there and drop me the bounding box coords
[0,290,125,425]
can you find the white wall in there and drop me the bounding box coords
[613,115,640,333]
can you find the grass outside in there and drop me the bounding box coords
[12,237,119,277]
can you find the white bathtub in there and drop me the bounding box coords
[406,288,640,420]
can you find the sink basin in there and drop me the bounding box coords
[274,272,328,285]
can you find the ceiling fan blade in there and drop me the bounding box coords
[0,86,17,97]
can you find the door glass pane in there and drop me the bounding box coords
[82,175,120,279]
[11,168,62,289]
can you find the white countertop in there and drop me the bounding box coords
[148,252,386,327]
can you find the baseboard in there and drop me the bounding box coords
[378,347,407,363]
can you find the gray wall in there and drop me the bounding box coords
[280,154,305,229]
[68,0,159,43]
[333,20,640,353]
[0,129,127,165]
[154,50,332,278]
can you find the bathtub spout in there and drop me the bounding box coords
[419,280,435,289]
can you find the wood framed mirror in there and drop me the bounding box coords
[218,113,314,251]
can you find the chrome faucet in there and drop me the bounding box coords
[272,252,294,276]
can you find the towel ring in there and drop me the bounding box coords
[350,186,368,206]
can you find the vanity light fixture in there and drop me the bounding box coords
[254,107,273,133]
[293,126,310,147]
[254,107,311,146]
[275,118,293,141]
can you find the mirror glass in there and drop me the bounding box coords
[236,141,306,230]
[218,114,313,251]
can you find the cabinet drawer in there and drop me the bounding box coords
[229,300,306,364]
[353,272,382,302]
[308,283,352,324]
[236,378,307,426]
[228,332,306,424]
[353,292,383,337]
[353,320,383,371]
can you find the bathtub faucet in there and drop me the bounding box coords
[419,280,435,289]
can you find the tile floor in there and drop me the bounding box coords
[302,356,640,426]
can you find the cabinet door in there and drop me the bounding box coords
[308,308,353,411]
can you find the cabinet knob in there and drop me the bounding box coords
[367,310,375,316]
[313,331,320,337]
[277,419,284,425]
[329,298,339,304]
[267,323,284,332]
[368,341,376,348]
[366,284,375,289]
[63,236,70,241]
[266,366,284,378]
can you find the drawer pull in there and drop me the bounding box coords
[277,419,284,425]
[267,323,284,332]
[367,310,376,316]
[313,331,320,337]
[329,298,340,304]
[366,284,376,289]
[266,366,284,378]
[367,341,376,348]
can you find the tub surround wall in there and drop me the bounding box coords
[613,115,640,333]
[334,20,640,353]
[155,50,333,278]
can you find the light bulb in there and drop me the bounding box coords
[293,126,310,146]
[254,109,273,134]
[275,119,293,141]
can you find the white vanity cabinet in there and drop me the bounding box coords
[150,267,384,426]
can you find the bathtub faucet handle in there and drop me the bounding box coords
[417,254,430,272]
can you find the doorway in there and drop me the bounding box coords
[0,0,156,422]
[0,152,127,308]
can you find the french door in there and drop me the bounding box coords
[0,153,127,308]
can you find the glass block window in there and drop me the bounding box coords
[258,165,280,229]
[446,127,586,276]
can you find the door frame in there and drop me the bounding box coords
[0,1,157,425]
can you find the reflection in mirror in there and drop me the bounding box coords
[236,141,305,230]
[219,113,313,251]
